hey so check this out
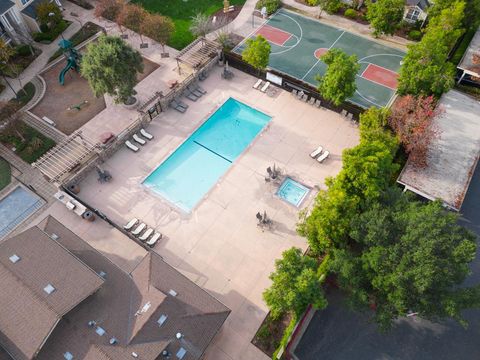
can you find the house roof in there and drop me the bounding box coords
[0,1,14,16]
[458,26,480,77]
[20,0,48,19]
[32,216,230,360]
[0,227,104,360]
[406,0,430,11]
[397,90,480,210]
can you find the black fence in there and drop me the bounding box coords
[225,52,364,120]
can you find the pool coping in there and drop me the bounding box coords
[140,96,275,216]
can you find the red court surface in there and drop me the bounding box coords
[314,48,329,59]
[256,25,292,46]
[361,64,398,90]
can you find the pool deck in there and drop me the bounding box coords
[34,66,358,360]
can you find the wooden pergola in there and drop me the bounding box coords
[175,37,220,74]
[33,131,98,184]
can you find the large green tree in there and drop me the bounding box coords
[316,49,360,106]
[81,35,144,104]
[263,247,327,319]
[331,190,479,330]
[366,0,405,37]
[242,35,271,72]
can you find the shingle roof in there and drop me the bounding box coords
[0,1,14,17]
[20,0,44,19]
[0,227,104,360]
[33,216,230,360]
[406,0,430,10]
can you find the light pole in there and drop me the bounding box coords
[49,12,65,41]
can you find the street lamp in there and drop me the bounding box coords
[49,12,65,41]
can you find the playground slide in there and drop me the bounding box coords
[58,58,76,86]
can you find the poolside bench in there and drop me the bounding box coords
[42,116,56,127]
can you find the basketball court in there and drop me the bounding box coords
[233,9,406,108]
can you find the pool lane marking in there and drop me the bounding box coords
[269,12,303,55]
[193,141,232,163]
[301,30,345,80]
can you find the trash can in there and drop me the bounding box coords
[82,210,96,222]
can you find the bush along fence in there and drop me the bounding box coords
[224,51,364,119]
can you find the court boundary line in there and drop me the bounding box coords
[269,11,303,55]
[256,24,293,46]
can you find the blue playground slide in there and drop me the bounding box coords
[59,57,77,85]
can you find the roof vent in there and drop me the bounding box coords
[161,350,170,357]
[9,254,20,263]
[63,352,73,360]
[98,271,107,278]
[109,337,118,345]
[95,326,105,336]
[176,347,187,359]
[157,314,168,326]
[44,284,56,294]
[140,301,151,313]
[88,320,96,327]
[131,352,138,358]
[168,289,177,297]
[51,233,59,240]
[176,332,183,339]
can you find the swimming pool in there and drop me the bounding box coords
[277,178,310,207]
[143,98,271,212]
[0,186,45,238]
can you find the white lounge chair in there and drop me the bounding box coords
[133,134,146,145]
[292,89,298,97]
[140,128,153,140]
[132,223,146,236]
[317,150,330,163]
[301,93,309,102]
[260,81,270,93]
[125,140,139,152]
[310,146,323,158]
[253,79,263,89]
[124,218,138,230]
[308,97,315,105]
[147,232,162,247]
[341,109,347,117]
[314,99,321,108]
[139,228,154,242]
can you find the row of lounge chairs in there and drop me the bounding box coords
[341,109,357,124]
[253,79,271,93]
[124,218,162,247]
[125,128,154,152]
[310,146,330,163]
[292,90,323,108]
[169,82,207,113]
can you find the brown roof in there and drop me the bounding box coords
[0,227,104,360]
[33,216,230,360]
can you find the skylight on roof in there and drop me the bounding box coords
[168,289,177,297]
[176,347,187,359]
[63,352,73,360]
[9,254,20,263]
[98,271,107,278]
[95,327,106,336]
[51,233,59,240]
[44,284,55,294]
[157,314,168,326]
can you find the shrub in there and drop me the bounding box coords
[33,20,69,43]
[305,0,319,5]
[256,0,281,15]
[15,45,31,57]
[344,8,357,18]
[408,30,422,41]
[39,23,49,33]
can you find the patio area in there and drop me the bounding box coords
[70,66,358,359]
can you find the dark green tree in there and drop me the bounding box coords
[366,0,405,37]
[263,247,327,319]
[81,35,144,104]
[242,35,271,72]
[316,49,360,106]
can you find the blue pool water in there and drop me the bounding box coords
[0,186,45,238]
[143,98,271,212]
[277,178,310,207]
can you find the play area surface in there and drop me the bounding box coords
[234,9,406,108]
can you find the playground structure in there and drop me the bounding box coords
[58,39,81,86]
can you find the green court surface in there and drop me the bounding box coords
[234,9,406,108]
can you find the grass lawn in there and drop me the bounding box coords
[131,0,246,49]
[0,158,11,191]
[0,122,55,164]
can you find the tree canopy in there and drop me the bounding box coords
[366,0,405,37]
[242,35,271,71]
[142,13,175,51]
[81,35,144,104]
[36,1,62,28]
[316,48,360,106]
[263,247,327,319]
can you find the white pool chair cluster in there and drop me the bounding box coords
[253,79,270,93]
[310,145,330,163]
[341,109,358,125]
[292,90,324,109]
[123,218,162,247]
[125,128,154,152]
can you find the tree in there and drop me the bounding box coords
[426,0,465,49]
[263,247,327,319]
[359,107,398,154]
[315,49,360,106]
[242,35,271,72]
[189,13,212,38]
[36,1,62,28]
[0,101,24,140]
[332,190,479,330]
[94,0,125,21]
[117,3,148,42]
[389,95,440,168]
[366,0,405,37]
[317,0,342,14]
[81,35,144,104]
[141,13,174,52]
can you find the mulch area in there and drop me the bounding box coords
[210,6,243,31]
